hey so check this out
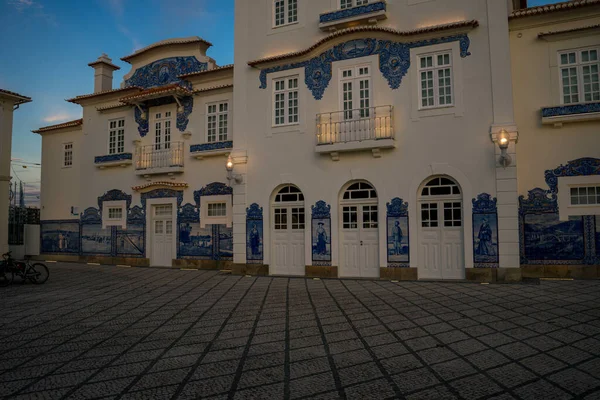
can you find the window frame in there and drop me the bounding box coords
[200,195,233,228]
[107,207,124,221]
[340,0,369,10]
[206,101,230,143]
[273,75,300,128]
[417,50,454,110]
[102,200,127,229]
[108,118,125,155]
[339,64,372,120]
[63,142,73,168]
[207,202,228,218]
[558,47,600,105]
[273,0,298,28]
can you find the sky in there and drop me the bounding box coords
[0,0,564,206]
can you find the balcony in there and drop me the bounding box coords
[541,101,600,127]
[316,106,395,160]
[135,142,184,176]
[319,1,387,32]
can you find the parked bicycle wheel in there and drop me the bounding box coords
[0,264,14,287]
[30,263,49,284]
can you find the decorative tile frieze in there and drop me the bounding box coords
[94,153,133,164]
[320,1,386,24]
[258,35,472,100]
[193,182,233,206]
[125,56,206,89]
[141,189,184,210]
[190,141,233,153]
[542,101,600,118]
[98,189,132,212]
[544,157,600,194]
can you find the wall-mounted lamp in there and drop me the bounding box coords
[226,155,243,185]
[496,129,512,168]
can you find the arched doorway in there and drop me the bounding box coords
[418,176,465,280]
[339,181,379,278]
[271,185,305,276]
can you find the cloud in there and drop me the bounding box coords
[118,24,142,52]
[7,0,57,26]
[43,113,79,123]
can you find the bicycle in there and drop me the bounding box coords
[0,256,13,287]
[1,252,49,285]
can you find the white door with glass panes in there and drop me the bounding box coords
[271,186,305,276]
[339,182,379,278]
[152,110,172,150]
[151,204,174,267]
[339,65,371,141]
[418,177,464,280]
[207,102,229,143]
[340,0,369,9]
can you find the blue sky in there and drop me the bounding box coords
[0,0,563,205]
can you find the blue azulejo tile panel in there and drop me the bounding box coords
[246,204,264,264]
[258,35,472,100]
[40,220,80,254]
[319,1,386,23]
[81,224,113,256]
[179,222,213,259]
[116,224,145,257]
[545,158,600,194]
[311,201,332,266]
[542,101,600,118]
[133,95,194,137]
[190,141,233,153]
[124,56,206,89]
[523,214,585,261]
[94,153,133,164]
[472,194,499,268]
[386,198,409,268]
[218,225,234,260]
[596,216,600,254]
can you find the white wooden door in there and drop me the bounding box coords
[271,206,305,276]
[340,204,379,278]
[418,201,464,279]
[152,204,174,267]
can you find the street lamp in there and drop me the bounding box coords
[496,129,512,168]
[226,154,243,185]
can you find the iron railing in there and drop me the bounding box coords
[135,142,184,170]
[316,105,394,145]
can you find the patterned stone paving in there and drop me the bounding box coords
[1,263,600,400]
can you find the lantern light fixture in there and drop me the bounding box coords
[496,129,512,168]
[226,154,243,185]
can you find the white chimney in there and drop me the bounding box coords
[88,54,120,93]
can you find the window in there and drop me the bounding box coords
[207,102,229,142]
[274,185,304,202]
[154,111,172,150]
[108,207,123,220]
[571,186,600,206]
[418,52,453,109]
[63,143,73,167]
[108,119,125,155]
[341,0,368,9]
[342,182,377,200]
[274,0,297,27]
[343,206,358,229]
[274,208,288,230]
[291,208,305,230]
[421,203,439,228]
[559,48,600,104]
[273,77,299,126]
[443,202,462,227]
[362,205,378,229]
[340,65,371,120]
[421,178,461,197]
[207,202,227,217]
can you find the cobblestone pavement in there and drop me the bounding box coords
[1,264,600,399]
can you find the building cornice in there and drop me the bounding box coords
[538,23,600,40]
[121,37,213,63]
[178,64,234,79]
[67,87,143,104]
[192,84,234,94]
[32,118,83,134]
[132,181,189,192]
[247,20,479,67]
[119,84,193,104]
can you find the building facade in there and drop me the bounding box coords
[1,89,31,255]
[34,0,600,281]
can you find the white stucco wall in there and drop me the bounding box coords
[233,0,517,272]
[510,10,600,195]
[0,98,15,254]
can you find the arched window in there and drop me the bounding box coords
[420,177,461,197]
[342,182,377,201]
[274,185,304,203]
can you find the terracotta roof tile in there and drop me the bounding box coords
[119,84,193,103]
[538,23,600,38]
[247,20,479,66]
[67,87,143,103]
[33,118,83,134]
[193,84,234,94]
[0,88,32,105]
[510,0,600,19]
[178,64,234,79]
[121,37,213,63]
[133,181,189,191]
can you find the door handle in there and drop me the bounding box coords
[360,241,363,246]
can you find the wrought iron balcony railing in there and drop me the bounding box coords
[135,141,184,171]
[316,105,394,145]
